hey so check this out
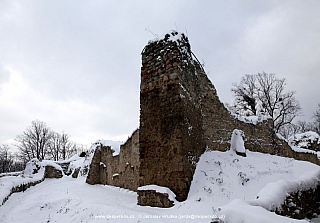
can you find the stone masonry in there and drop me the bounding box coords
[139,32,205,203]
[198,68,320,164]
[86,129,139,191]
[138,31,320,207]
[87,31,319,208]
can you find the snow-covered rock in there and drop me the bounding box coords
[216,199,304,223]
[225,104,272,125]
[23,158,41,175]
[289,131,320,151]
[138,185,178,203]
[250,169,320,211]
[230,129,246,157]
[41,160,64,172]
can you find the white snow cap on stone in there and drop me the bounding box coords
[230,129,246,155]
[250,169,320,211]
[225,104,272,125]
[23,158,42,175]
[288,131,320,148]
[138,185,177,203]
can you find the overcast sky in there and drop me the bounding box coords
[1,0,320,147]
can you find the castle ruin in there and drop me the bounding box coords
[86,31,320,208]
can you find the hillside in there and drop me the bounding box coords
[1,149,319,223]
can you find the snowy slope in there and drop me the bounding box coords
[1,150,320,223]
[0,168,44,206]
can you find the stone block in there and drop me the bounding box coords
[137,190,174,208]
[44,166,63,178]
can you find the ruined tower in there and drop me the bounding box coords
[138,31,206,203]
[86,31,320,209]
[137,31,320,206]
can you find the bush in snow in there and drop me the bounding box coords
[230,129,246,157]
[23,158,41,175]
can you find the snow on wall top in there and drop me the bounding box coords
[147,30,188,45]
[41,160,64,172]
[55,154,83,164]
[288,131,320,148]
[138,184,177,203]
[91,139,123,156]
[286,131,320,159]
[144,30,192,58]
[289,145,320,157]
[225,104,272,125]
[232,114,271,125]
[100,140,123,156]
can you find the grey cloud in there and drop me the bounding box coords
[0,1,319,146]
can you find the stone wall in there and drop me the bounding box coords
[137,190,174,208]
[198,69,320,165]
[198,70,274,152]
[86,129,140,191]
[86,31,319,208]
[139,32,205,202]
[138,31,320,207]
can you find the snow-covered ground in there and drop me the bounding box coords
[0,168,44,205]
[1,149,320,223]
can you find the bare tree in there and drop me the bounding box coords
[0,146,25,173]
[278,124,294,139]
[47,132,62,161]
[11,152,25,172]
[279,121,315,139]
[312,103,320,134]
[278,104,320,139]
[14,120,83,162]
[60,133,70,160]
[47,132,78,161]
[296,120,314,133]
[256,73,301,132]
[65,141,78,159]
[14,120,52,161]
[231,74,258,115]
[232,72,301,133]
[0,145,14,173]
